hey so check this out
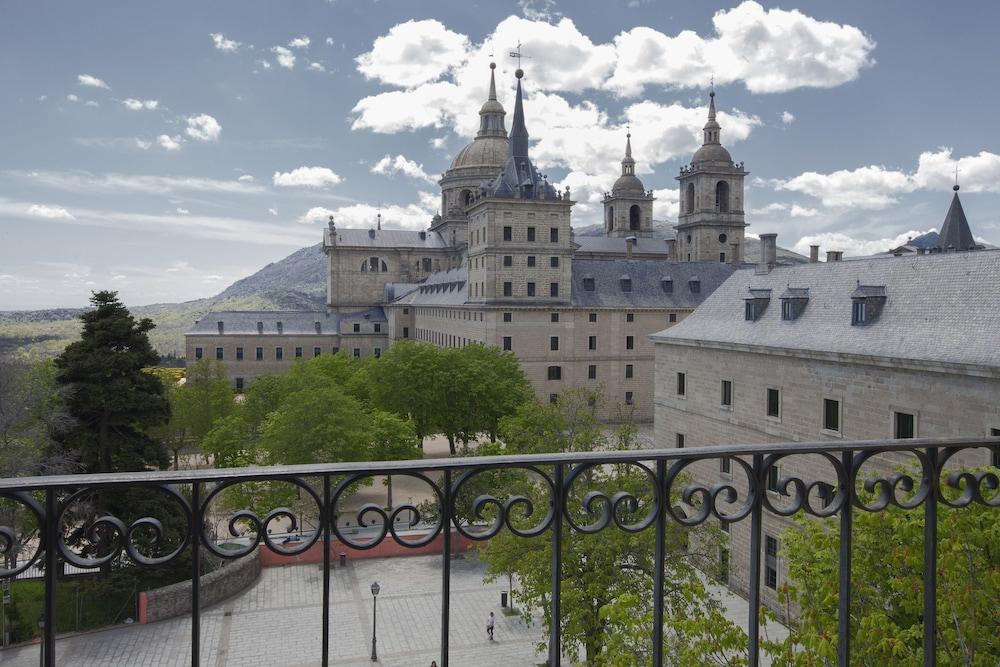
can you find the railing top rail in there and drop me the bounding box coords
[1,435,997,492]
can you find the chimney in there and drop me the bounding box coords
[809,245,820,263]
[826,250,843,262]
[730,242,741,265]
[626,236,636,259]
[759,233,777,272]
[665,238,677,261]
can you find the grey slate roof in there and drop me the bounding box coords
[652,249,1000,370]
[571,259,734,308]
[332,229,448,249]
[389,267,469,306]
[937,190,978,251]
[186,307,386,336]
[573,236,672,256]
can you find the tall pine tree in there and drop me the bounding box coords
[54,291,170,473]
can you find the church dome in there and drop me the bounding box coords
[691,143,733,165]
[612,172,646,194]
[449,135,509,171]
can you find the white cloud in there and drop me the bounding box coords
[431,136,448,149]
[85,100,100,108]
[26,204,74,220]
[308,62,326,72]
[12,170,264,195]
[66,94,80,102]
[268,208,278,216]
[356,19,470,88]
[792,229,937,258]
[273,166,343,188]
[237,174,255,183]
[297,206,337,225]
[790,204,818,217]
[518,0,561,21]
[157,134,183,151]
[175,207,190,215]
[256,60,272,71]
[652,188,681,221]
[185,114,222,141]
[608,2,875,96]
[38,95,48,102]
[325,37,335,46]
[78,74,110,90]
[912,148,1000,193]
[123,98,159,111]
[322,199,436,231]
[288,36,310,49]
[272,46,296,69]
[210,33,241,52]
[370,154,437,184]
[135,138,152,150]
[750,202,790,215]
[781,111,795,125]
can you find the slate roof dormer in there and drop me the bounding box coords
[744,288,772,321]
[780,287,809,321]
[850,285,887,326]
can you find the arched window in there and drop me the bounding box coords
[360,261,367,272]
[462,189,474,207]
[715,181,730,213]
[381,260,388,272]
[686,183,695,214]
[606,206,614,231]
[369,257,379,272]
[629,205,641,231]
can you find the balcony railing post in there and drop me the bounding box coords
[440,469,451,667]
[322,475,331,667]
[190,481,201,667]
[43,488,57,667]
[548,463,564,667]
[923,449,939,667]
[837,450,854,667]
[652,459,666,667]
[747,454,763,667]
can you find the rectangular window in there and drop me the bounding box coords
[527,227,536,242]
[255,347,264,361]
[549,393,558,405]
[767,465,780,493]
[332,347,339,355]
[588,364,597,379]
[235,377,244,393]
[588,335,597,350]
[676,372,686,396]
[195,347,203,360]
[527,282,536,297]
[215,347,223,360]
[852,300,866,325]
[503,226,512,241]
[765,536,778,590]
[550,336,559,351]
[503,282,513,297]
[669,313,677,323]
[626,312,634,323]
[374,323,381,333]
[550,282,559,297]
[720,252,726,263]
[676,433,685,449]
[550,227,559,243]
[894,411,915,439]
[295,347,303,358]
[823,399,841,432]
[353,348,361,358]
[503,255,513,267]
[721,380,732,407]
[502,336,512,351]
[374,348,381,359]
[236,347,244,361]
[527,255,536,267]
[550,256,559,268]
[745,302,756,321]
[551,313,559,323]
[403,308,408,315]
[353,323,361,333]
[767,388,780,418]
[547,366,562,380]
[403,327,409,338]
[589,312,597,323]
[782,300,795,321]
[625,391,633,405]
[276,347,283,361]
[503,311,512,322]
[626,335,634,350]
[720,456,731,475]
[625,364,633,379]
[313,347,321,357]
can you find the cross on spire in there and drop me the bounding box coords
[509,41,530,69]
[954,164,961,190]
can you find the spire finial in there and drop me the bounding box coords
[376,202,382,230]
[953,165,961,192]
[509,66,529,157]
[488,61,497,100]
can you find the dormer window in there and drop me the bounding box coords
[314,321,322,334]
[217,321,224,334]
[689,277,701,294]
[744,289,771,321]
[661,277,673,294]
[780,288,809,321]
[850,285,887,326]
[256,321,264,334]
[582,276,595,291]
[620,275,632,293]
[276,321,283,334]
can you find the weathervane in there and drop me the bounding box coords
[376,201,382,230]
[954,164,961,189]
[509,41,530,69]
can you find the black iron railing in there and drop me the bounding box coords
[1,436,998,666]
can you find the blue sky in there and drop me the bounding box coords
[1,0,998,309]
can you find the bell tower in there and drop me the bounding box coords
[675,89,747,263]
[603,132,654,237]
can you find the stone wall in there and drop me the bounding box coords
[139,551,261,624]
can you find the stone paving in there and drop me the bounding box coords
[1,555,549,667]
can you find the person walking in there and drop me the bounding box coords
[487,611,495,641]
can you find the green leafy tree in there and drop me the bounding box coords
[369,341,444,445]
[53,291,170,473]
[259,386,371,465]
[368,410,420,508]
[771,471,1000,666]
[156,359,234,468]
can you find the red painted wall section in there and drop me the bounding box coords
[258,530,475,567]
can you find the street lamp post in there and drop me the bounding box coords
[370,581,380,662]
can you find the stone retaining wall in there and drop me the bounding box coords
[138,550,261,624]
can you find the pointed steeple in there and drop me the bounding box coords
[477,62,507,138]
[509,68,529,158]
[621,130,636,176]
[703,89,721,145]
[938,184,977,251]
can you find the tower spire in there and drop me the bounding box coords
[476,61,507,138]
[488,61,497,101]
[621,127,635,176]
[703,87,721,146]
[509,68,529,158]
